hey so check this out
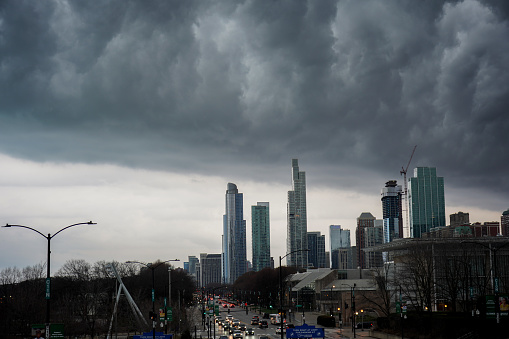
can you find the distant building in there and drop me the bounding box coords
[200,253,222,288]
[287,159,308,268]
[222,183,247,284]
[307,231,326,268]
[450,211,470,227]
[502,209,509,236]
[252,202,271,271]
[364,220,384,268]
[356,213,376,269]
[381,180,403,242]
[330,225,352,269]
[422,221,500,238]
[188,255,199,277]
[408,167,446,238]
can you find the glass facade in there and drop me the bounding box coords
[307,232,326,268]
[408,167,446,238]
[222,183,247,284]
[287,159,308,268]
[381,180,403,243]
[252,202,271,272]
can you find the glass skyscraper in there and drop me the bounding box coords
[408,167,446,238]
[381,180,403,243]
[307,231,326,268]
[252,202,271,272]
[222,183,247,284]
[287,159,308,268]
[330,225,352,269]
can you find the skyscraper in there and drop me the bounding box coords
[356,212,376,269]
[408,167,446,238]
[365,219,384,268]
[381,180,403,243]
[222,183,247,284]
[330,225,352,269]
[287,159,308,268]
[252,202,271,272]
[502,209,509,236]
[200,253,222,288]
[307,231,326,268]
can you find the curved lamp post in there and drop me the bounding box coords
[127,259,180,339]
[3,221,96,338]
[279,249,309,339]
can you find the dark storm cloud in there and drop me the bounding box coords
[0,0,508,204]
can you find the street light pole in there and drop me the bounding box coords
[3,221,96,339]
[279,249,309,339]
[127,259,180,339]
[341,283,356,338]
[462,240,509,325]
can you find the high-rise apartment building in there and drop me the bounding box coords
[330,225,352,269]
[200,253,222,288]
[502,209,509,236]
[307,231,326,268]
[188,255,199,281]
[450,211,470,227]
[381,180,403,243]
[408,167,446,238]
[365,219,384,268]
[252,202,271,272]
[356,212,376,269]
[222,183,247,284]
[287,159,308,268]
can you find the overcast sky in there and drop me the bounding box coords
[1,0,508,274]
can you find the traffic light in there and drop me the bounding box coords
[345,303,349,309]
[149,311,156,320]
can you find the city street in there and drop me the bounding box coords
[194,302,378,339]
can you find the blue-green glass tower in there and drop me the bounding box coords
[408,167,445,238]
[252,202,271,272]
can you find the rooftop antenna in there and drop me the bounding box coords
[400,145,417,237]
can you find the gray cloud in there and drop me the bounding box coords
[1,0,508,209]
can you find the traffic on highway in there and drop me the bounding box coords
[205,298,294,339]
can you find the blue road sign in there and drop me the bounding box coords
[133,332,172,339]
[286,324,324,338]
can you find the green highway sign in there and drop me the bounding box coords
[166,307,173,321]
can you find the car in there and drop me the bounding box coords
[286,324,295,329]
[233,330,243,339]
[259,321,268,329]
[275,327,285,334]
[355,322,373,329]
[239,324,247,331]
[250,319,259,325]
[223,324,230,332]
[230,304,236,308]
[246,328,255,335]
[229,328,236,334]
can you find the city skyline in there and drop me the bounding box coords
[1,1,508,273]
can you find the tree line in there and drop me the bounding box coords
[0,259,196,338]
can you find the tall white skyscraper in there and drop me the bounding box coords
[222,183,247,284]
[287,159,308,268]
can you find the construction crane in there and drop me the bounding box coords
[400,145,417,237]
